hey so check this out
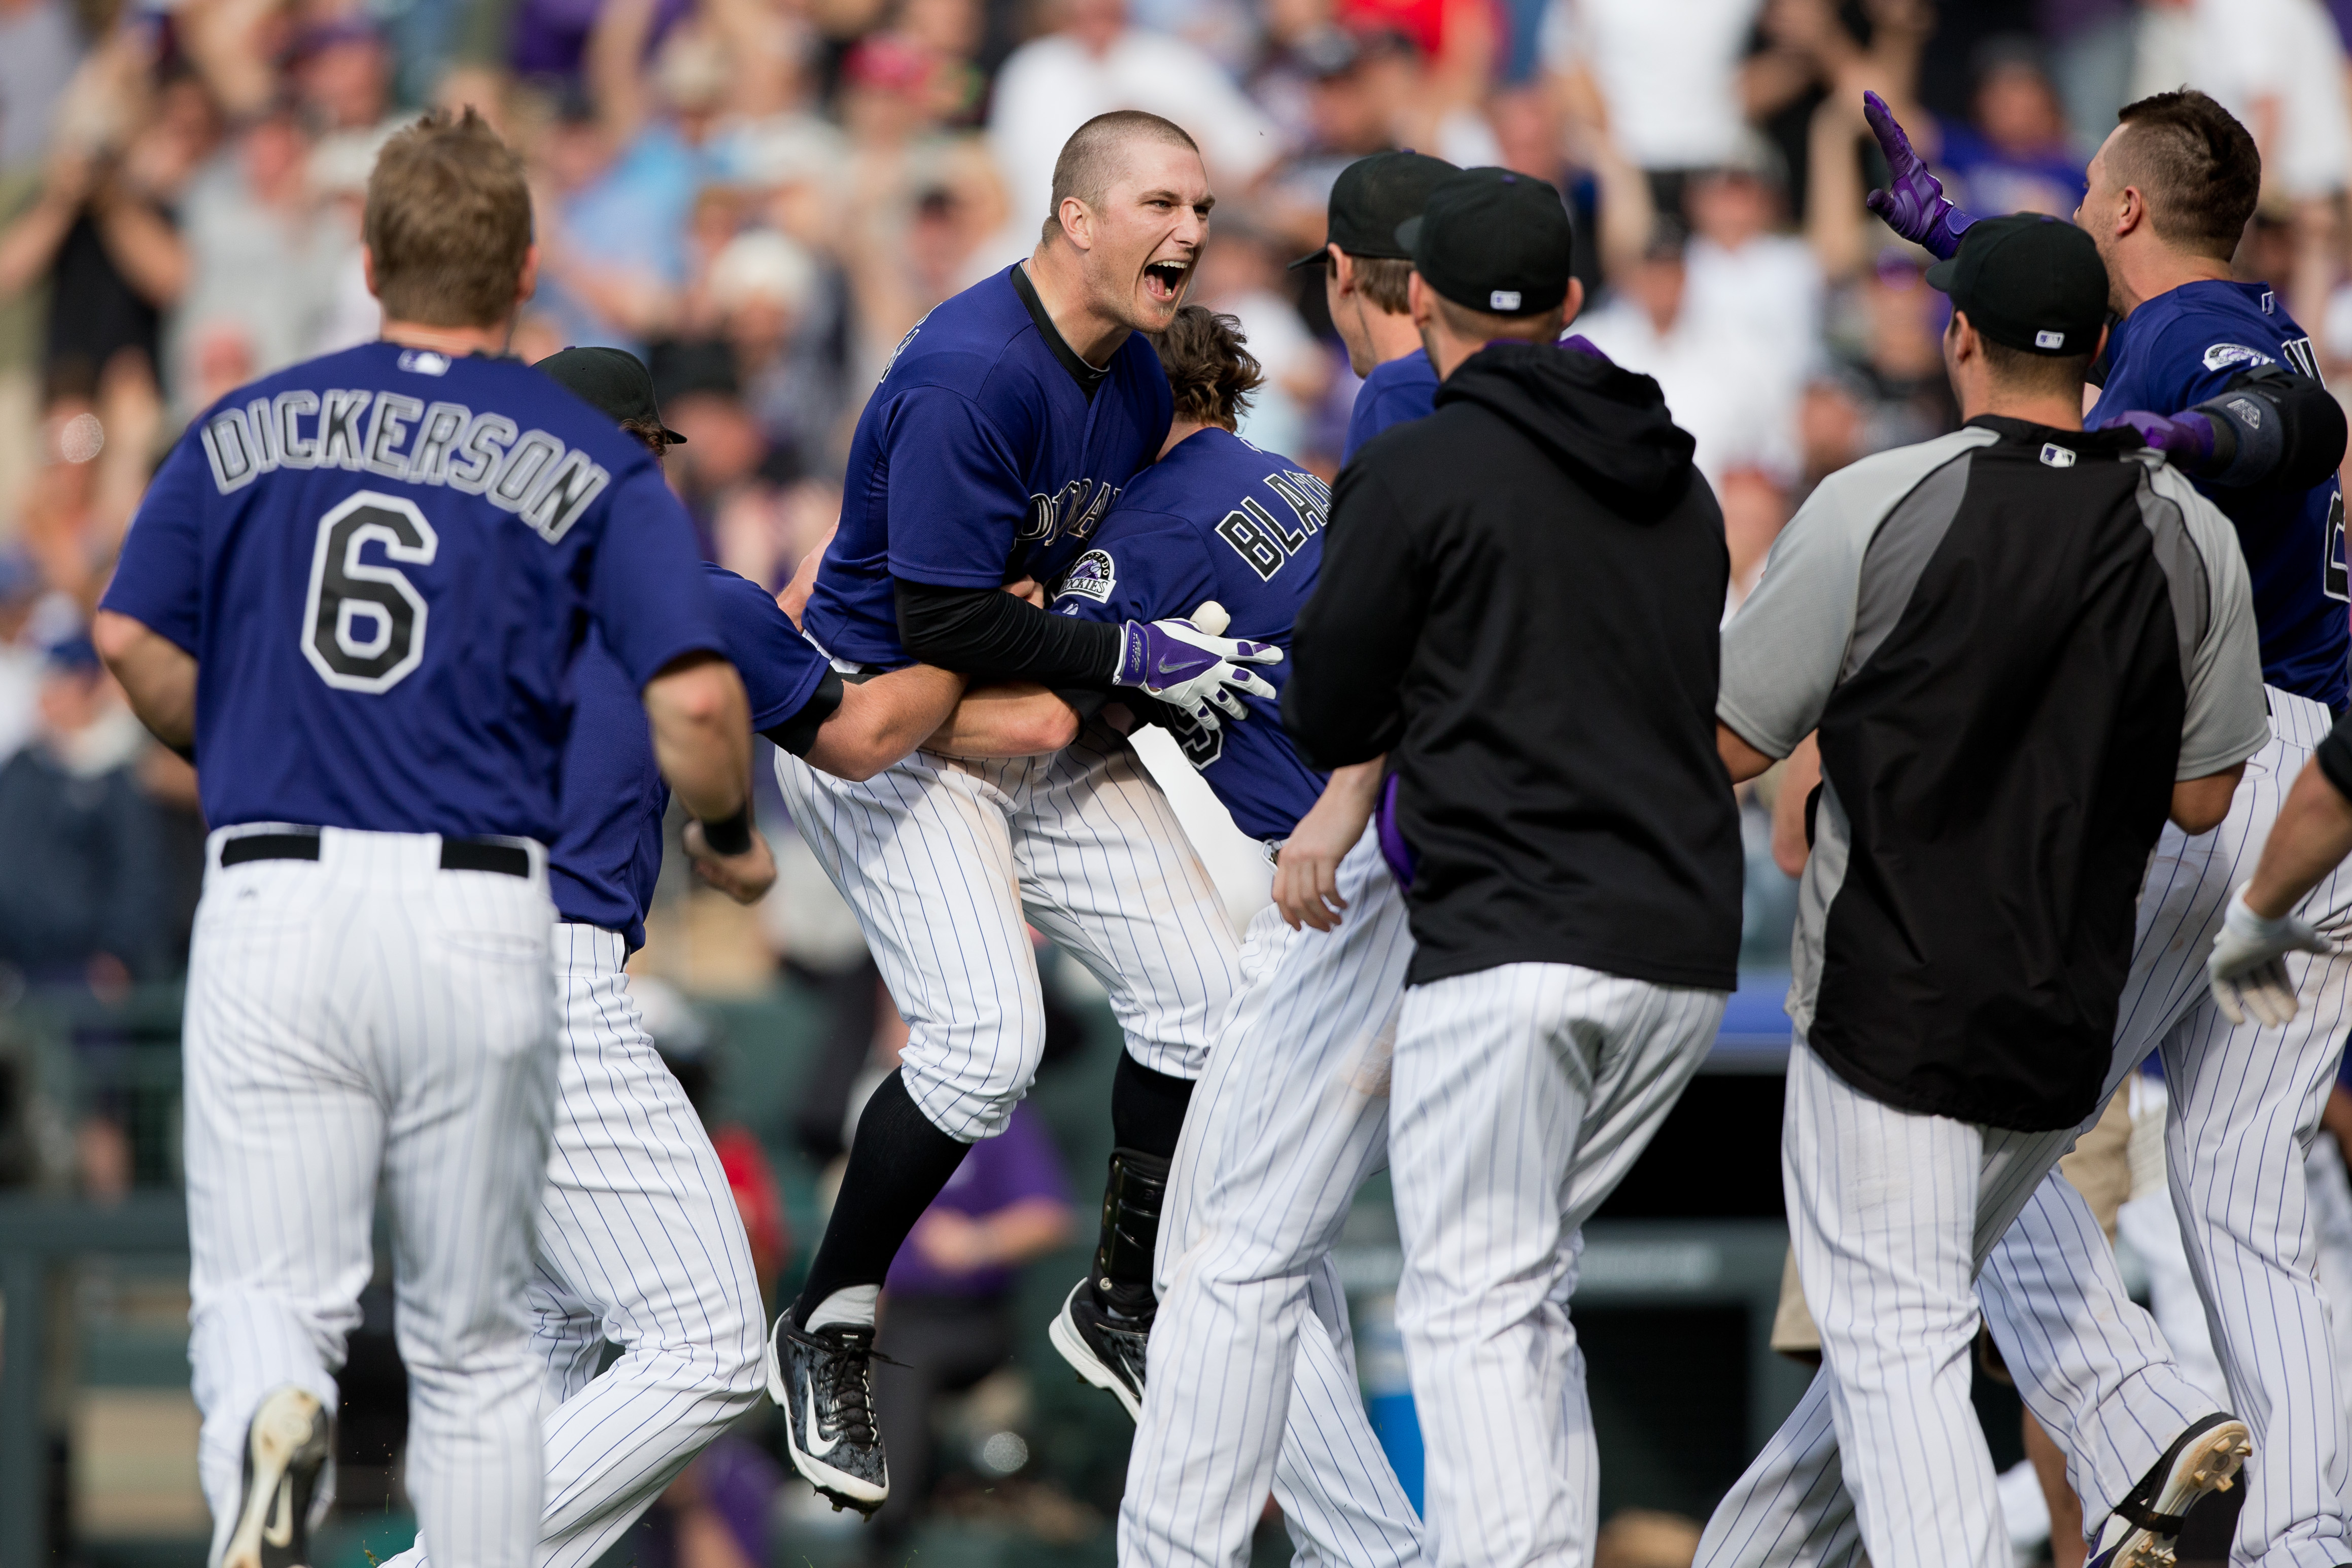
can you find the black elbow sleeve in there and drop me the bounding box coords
[762,669,844,757]
[893,577,1123,686]
[2196,367,2348,493]
[2317,713,2352,805]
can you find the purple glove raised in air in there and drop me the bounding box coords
[2108,408,2218,471]
[1113,617,1283,731]
[1862,91,1975,261]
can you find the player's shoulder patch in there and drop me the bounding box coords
[1055,548,1117,604]
[2202,342,2276,373]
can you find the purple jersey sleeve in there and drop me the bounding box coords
[99,436,211,653]
[586,464,727,688]
[704,565,828,728]
[883,388,1041,589]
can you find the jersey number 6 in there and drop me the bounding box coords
[301,491,440,693]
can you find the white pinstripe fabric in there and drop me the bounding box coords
[1122,828,1425,1568]
[1785,1043,2082,1568]
[184,826,557,1568]
[1388,962,1726,1568]
[377,924,768,1568]
[772,721,1241,1139]
[1697,688,2352,1568]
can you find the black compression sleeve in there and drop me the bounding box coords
[2316,712,2352,805]
[893,577,1124,686]
[2195,367,2349,493]
[762,668,844,757]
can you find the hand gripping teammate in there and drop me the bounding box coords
[923,305,1429,1566]
[374,346,969,1568]
[1711,91,2352,1568]
[89,113,753,1568]
[767,111,1280,1516]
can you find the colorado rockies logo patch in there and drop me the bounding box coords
[2202,343,2275,373]
[1056,549,1117,604]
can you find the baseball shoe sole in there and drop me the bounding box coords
[766,1311,888,1514]
[1049,1280,1148,1422]
[220,1386,331,1568]
[2086,1412,2252,1568]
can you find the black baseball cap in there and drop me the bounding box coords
[1923,214,2107,357]
[1399,166,1576,317]
[1289,150,1458,270]
[536,345,687,442]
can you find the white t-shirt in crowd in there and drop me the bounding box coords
[1541,0,1763,171]
[2132,0,2350,196]
[1683,232,1825,381]
[987,26,1277,242]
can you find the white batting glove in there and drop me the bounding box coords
[1111,616,1281,730]
[2208,885,2333,1027]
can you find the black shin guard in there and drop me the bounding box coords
[1092,1145,1171,1319]
[788,1069,970,1324]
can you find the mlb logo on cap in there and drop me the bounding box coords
[1491,290,1521,311]
[2034,330,2063,350]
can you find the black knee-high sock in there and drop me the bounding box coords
[788,1069,969,1325]
[1111,1052,1195,1160]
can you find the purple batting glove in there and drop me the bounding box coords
[1113,617,1282,730]
[2107,408,2218,472]
[1861,91,1974,261]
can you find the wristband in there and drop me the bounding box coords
[699,804,754,857]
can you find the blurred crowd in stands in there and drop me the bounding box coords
[0,0,2350,1000]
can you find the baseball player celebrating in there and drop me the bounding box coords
[768,110,1281,1515]
[1284,166,1745,1568]
[1754,90,2352,1568]
[1289,149,1456,462]
[374,345,971,1568]
[1705,216,2268,1568]
[90,113,757,1568]
[921,305,1428,1565]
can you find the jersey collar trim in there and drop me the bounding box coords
[1010,263,1109,402]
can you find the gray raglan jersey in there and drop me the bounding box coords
[1720,418,2267,1131]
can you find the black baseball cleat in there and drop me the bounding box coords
[767,1311,888,1514]
[1050,1279,1152,1421]
[220,1385,331,1568]
[2085,1412,2252,1568]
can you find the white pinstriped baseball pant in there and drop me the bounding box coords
[1390,961,1727,1568]
[381,924,769,1568]
[1699,691,2352,1568]
[1123,828,1427,1568]
[772,721,1242,1139]
[184,827,557,1568]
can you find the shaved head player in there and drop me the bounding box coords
[769,111,1279,1515]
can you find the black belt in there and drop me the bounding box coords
[221,830,531,879]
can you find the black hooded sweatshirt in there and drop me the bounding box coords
[1284,340,1744,990]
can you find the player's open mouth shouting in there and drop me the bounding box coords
[1143,257,1192,304]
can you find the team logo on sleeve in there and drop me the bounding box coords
[1055,549,1117,604]
[2203,343,2275,373]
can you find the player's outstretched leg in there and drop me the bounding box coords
[1011,727,1241,1410]
[766,746,1057,1510]
[219,1386,332,1568]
